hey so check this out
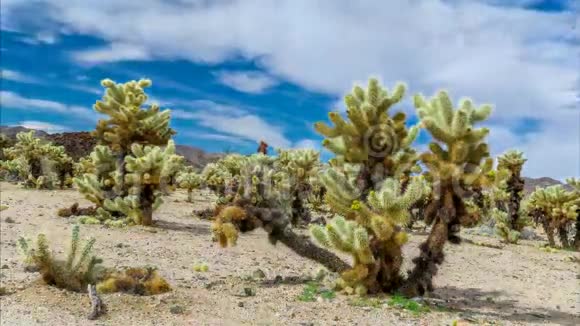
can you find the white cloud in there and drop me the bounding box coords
[2,69,42,84]
[16,121,70,133]
[214,70,278,93]
[72,43,150,65]
[1,0,577,178]
[172,100,291,148]
[1,69,103,95]
[183,131,251,145]
[65,84,102,95]
[0,91,98,121]
[20,31,59,45]
[293,139,321,150]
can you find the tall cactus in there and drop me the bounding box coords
[497,150,527,230]
[401,90,493,296]
[93,79,175,194]
[71,79,180,226]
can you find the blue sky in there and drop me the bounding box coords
[1,0,578,179]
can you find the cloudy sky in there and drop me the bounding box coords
[0,0,578,179]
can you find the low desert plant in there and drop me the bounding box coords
[96,266,171,296]
[17,225,104,292]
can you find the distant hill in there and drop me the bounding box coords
[0,126,574,189]
[0,126,224,170]
[522,176,571,194]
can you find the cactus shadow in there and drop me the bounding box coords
[153,220,210,236]
[431,286,579,325]
[259,275,314,288]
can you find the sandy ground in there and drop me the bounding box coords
[0,182,578,326]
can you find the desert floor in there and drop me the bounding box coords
[0,182,578,326]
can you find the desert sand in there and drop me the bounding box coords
[0,182,578,326]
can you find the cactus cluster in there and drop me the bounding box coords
[525,184,579,248]
[70,78,182,226]
[201,151,318,226]
[275,148,322,225]
[1,131,73,189]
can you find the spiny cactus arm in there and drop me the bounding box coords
[74,174,107,206]
[310,216,374,265]
[71,237,97,274]
[103,196,142,224]
[212,204,351,273]
[66,225,81,270]
[364,176,429,227]
[319,168,365,218]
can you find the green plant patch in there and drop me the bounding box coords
[297,281,335,302]
[387,294,431,315]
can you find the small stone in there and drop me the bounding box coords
[1,265,8,269]
[238,302,244,307]
[244,287,256,297]
[4,217,15,223]
[252,269,266,279]
[170,305,185,314]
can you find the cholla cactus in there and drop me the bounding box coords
[74,146,118,207]
[0,157,28,182]
[103,140,182,225]
[73,156,95,177]
[67,79,180,226]
[4,131,47,185]
[310,169,429,294]
[566,178,580,249]
[93,79,175,194]
[44,145,74,189]
[314,78,419,195]
[527,185,578,248]
[163,154,185,194]
[497,150,527,230]
[3,131,69,189]
[17,224,104,292]
[493,208,522,244]
[202,154,245,199]
[0,133,14,160]
[176,170,203,202]
[401,90,493,296]
[275,148,321,226]
[94,79,175,151]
